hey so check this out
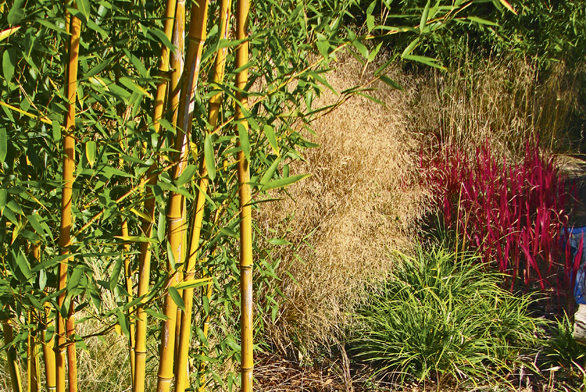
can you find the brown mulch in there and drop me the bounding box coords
[255,353,352,391]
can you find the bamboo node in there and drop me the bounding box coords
[240,264,253,270]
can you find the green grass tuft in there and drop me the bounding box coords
[349,246,540,387]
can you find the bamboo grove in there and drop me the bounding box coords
[0,0,501,391]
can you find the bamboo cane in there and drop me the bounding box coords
[42,305,56,391]
[2,316,22,392]
[156,1,211,390]
[27,311,39,392]
[121,220,136,383]
[175,1,230,390]
[56,10,81,392]
[168,1,186,367]
[27,244,40,392]
[235,0,253,390]
[133,0,179,390]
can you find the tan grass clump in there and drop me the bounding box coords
[257,55,431,353]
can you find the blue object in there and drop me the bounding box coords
[562,226,586,305]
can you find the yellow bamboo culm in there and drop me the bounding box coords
[175,0,230,390]
[121,220,136,383]
[156,0,211,390]
[42,304,56,391]
[56,10,81,392]
[28,244,41,392]
[235,0,253,390]
[2,317,23,392]
[168,0,186,367]
[27,310,39,392]
[155,1,186,391]
[133,0,179,389]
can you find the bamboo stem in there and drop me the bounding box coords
[27,311,39,392]
[56,11,81,392]
[175,1,230,390]
[2,317,23,392]
[42,305,56,391]
[235,0,253,390]
[168,2,186,368]
[27,245,40,392]
[121,220,136,383]
[133,0,179,389]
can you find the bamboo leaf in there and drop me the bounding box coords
[15,251,32,280]
[119,77,153,99]
[379,75,404,91]
[237,122,250,161]
[27,214,45,237]
[85,141,96,166]
[75,0,91,21]
[260,158,281,187]
[177,164,197,186]
[115,235,158,242]
[204,134,216,181]
[7,0,25,25]
[0,127,6,163]
[261,174,311,191]
[168,287,185,311]
[0,26,21,42]
[467,16,499,27]
[2,49,15,82]
[264,125,279,155]
[420,0,431,34]
[174,277,212,290]
[403,54,446,71]
[157,212,166,242]
[498,0,517,15]
[144,309,169,320]
[109,256,123,291]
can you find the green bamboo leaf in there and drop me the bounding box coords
[144,308,169,320]
[7,0,26,25]
[237,122,250,161]
[403,54,446,71]
[264,125,279,155]
[204,134,216,181]
[168,286,185,311]
[260,158,281,187]
[402,37,420,58]
[174,277,212,290]
[366,1,376,32]
[86,141,96,166]
[109,256,123,291]
[119,77,153,99]
[116,309,130,337]
[2,49,15,82]
[26,293,43,311]
[75,0,91,22]
[177,164,197,186]
[261,174,311,191]
[420,0,430,34]
[157,212,166,243]
[52,120,61,142]
[27,214,45,238]
[379,75,404,91]
[0,189,7,208]
[0,127,6,163]
[15,251,32,280]
[167,241,176,270]
[467,16,499,27]
[7,200,23,215]
[352,39,369,59]
[67,266,84,292]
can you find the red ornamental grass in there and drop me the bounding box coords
[424,139,579,297]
